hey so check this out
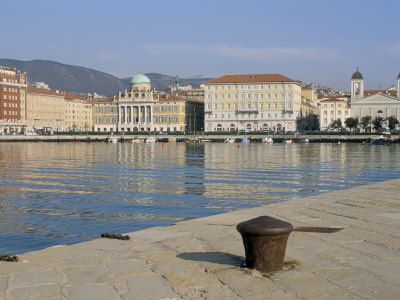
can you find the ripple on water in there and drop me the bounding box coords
[0,142,399,255]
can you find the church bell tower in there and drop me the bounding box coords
[351,69,364,102]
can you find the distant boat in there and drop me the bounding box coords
[108,137,118,143]
[262,137,273,144]
[241,138,250,144]
[226,138,236,143]
[297,138,309,143]
[370,133,394,145]
[283,139,294,144]
[146,137,157,143]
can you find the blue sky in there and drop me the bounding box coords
[1,0,399,90]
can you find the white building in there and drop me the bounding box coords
[350,70,400,130]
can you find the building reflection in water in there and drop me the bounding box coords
[0,142,399,255]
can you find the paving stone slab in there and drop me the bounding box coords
[9,283,62,300]
[122,275,179,300]
[65,284,120,300]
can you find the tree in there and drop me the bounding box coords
[372,116,384,131]
[344,117,359,132]
[386,116,399,131]
[330,119,342,130]
[360,116,372,132]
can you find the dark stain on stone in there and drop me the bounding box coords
[0,255,19,262]
[293,227,343,233]
[100,233,130,240]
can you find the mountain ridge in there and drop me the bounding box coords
[0,59,211,96]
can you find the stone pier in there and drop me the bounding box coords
[1,179,400,299]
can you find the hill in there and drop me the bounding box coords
[0,59,211,96]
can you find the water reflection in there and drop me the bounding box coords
[0,142,399,255]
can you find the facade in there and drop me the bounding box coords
[0,65,28,134]
[26,86,66,132]
[92,97,117,132]
[204,74,302,132]
[350,70,400,131]
[319,96,351,130]
[92,74,204,133]
[299,88,319,131]
[153,94,204,132]
[65,93,92,131]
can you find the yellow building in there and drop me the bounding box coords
[299,88,319,131]
[91,97,117,132]
[26,86,66,132]
[153,94,203,132]
[204,73,302,132]
[319,96,351,130]
[65,93,92,131]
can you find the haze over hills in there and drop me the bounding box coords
[0,59,211,96]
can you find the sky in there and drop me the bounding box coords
[1,0,399,91]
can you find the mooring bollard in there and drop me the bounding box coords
[237,216,293,273]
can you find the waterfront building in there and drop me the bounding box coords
[350,70,400,131]
[153,94,204,132]
[299,88,319,131]
[0,65,28,134]
[319,95,351,131]
[91,97,117,132]
[98,73,204,133]
[65,93,92,131]
[26,86,66,132]
[115,73,157,132]
[204,73,302,132]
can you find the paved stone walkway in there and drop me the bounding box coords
[1,179,400,299]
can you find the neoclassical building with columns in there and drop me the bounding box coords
[92,73,204,133]
[350,70,400,130]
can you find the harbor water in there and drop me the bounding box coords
[1,142,399,255]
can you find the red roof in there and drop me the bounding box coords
[65,92,86,100]
[27,86,64,96]
[205,74,295,84]
[364,89,397,97]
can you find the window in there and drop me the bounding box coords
[281,85,284,89]
[208,94,211,99]
[281,103,284,108]
[274,103,278,108]
[267,94,271,99]
[267,103,271,108]
[227,104,231,109]
[274,85,277,89]
[248,85,250,89]
[214,104,217,109]
[221,94,224,99]
[221,114,224,118]
[324,111,327,115]
[214,86,217,90]
[228,86,231,90]
[261,94,264,98]
[338,111,342,115]
[267,85,270,89]
[331,111,334,115]
[281,93,284,98]
[214,114,217,118]
[274,94,278,99]
[324,104,327,108]
[338,104,341,108]
[221,104,224,109]
[288,85,291,89]
[260,103,264,108]
[331,104,334,108]
[208,86,210,90]
[221,86,224,90]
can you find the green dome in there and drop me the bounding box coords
[130,73,151,84]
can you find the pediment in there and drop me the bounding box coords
[352,93,400,105]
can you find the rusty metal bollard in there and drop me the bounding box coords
[237,216,293,273]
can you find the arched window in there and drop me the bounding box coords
[377,110,383,113]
